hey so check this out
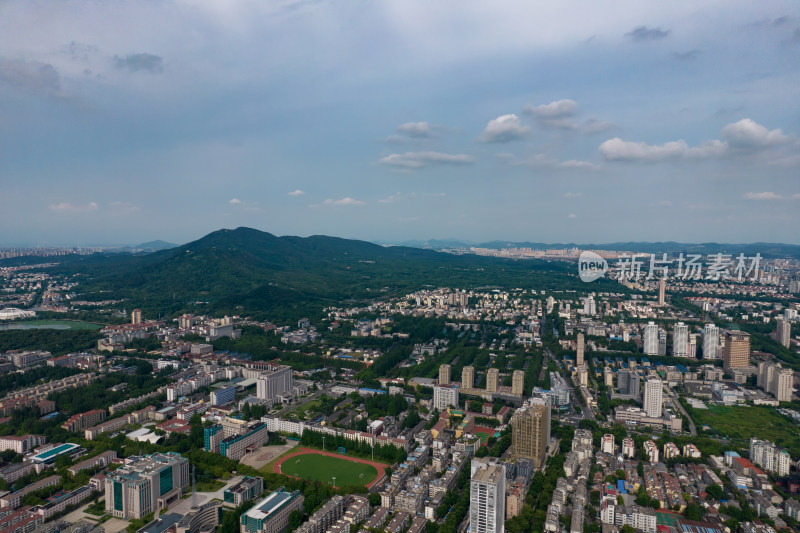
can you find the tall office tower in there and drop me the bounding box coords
[658,279,666,306]
[643,322,659,356]
[433,386,459,411]
[511,370,525,396]
[642,376,663,418]
[511,397,550,468]
[131,308,142,325]
[776,319,791,349]
[486,368,499,393]
[576,333,585,367]
[672,322,689,357]
[462,366,475,390]
[583,297,596,316]
[470,459,506,533]
[703,324,719,359]
[723,330,751,370]
[439,364,451,386]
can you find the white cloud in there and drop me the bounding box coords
[397,122,433,138]
[792,193,800,200]
[599,119,792,162]
[568,213,577,219]
[110,201,141,213]
[378,192,402,203]
[323,197,365,206]
[288,190,305,196]
[379,151,475,168]
[743,191,782,200]
[584,118,616,134]
[48,201,98,212]
[598,137,728,161]
[524,99,578,118]
[229,198,242,204]
[564,192,582,198]
[511,153,598,170]
[480,114,530,142]
[559,159,599,169]
[721,118,791,148]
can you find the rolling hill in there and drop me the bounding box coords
[50,227,608,320]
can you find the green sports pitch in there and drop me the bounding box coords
[280,453,379,487]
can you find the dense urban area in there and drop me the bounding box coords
[1,238,800,533]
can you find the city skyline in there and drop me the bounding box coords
[1,1,799,246]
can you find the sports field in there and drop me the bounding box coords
[275,448,383,487]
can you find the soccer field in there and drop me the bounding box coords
[280,452,379,487]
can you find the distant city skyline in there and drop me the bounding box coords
[1,1,799,245]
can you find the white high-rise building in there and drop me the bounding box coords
[776,318,791,349]
[583,297,596,316]
[256,365,293,401]
[643,376,663,418]
[470,459,506,533]
[643,322,659,356]
[703,324,719,360]
[672,322,689,357]
[433,386,459,411]
[751,438,791,477]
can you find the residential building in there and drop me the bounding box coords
[673,322,689,357]
[462,366,474,389]
[601,434,615,455]
[470,458,506,533]
[0,435,45,454]
[776,318,791,349]
[511,397,550,469]
[658,279,666,306]
[439,364,451,386]
[62,410,106,433]
[703,324,719,359]
[255,365,293,401]
[750,438,791,477]
[643,376,663,418]
[723,330,750,370]
[433,386,459,412]
[576,333,584,367]
[511,370,524,396]
[486,369,499,393]
[643,322,659,356]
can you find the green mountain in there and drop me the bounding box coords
[57,227,607,320]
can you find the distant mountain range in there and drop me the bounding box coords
[389,239,800,258]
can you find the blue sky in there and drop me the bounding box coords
[1,1,799,246]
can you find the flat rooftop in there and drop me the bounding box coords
[245,490,297,521]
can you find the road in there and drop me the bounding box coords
[668,390,697,436]
[545,348,594,423]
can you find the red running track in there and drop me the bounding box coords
[272,447,388,488]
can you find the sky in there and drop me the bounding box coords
[1,1,799,246]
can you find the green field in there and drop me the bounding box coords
[280,453,378,487]
[0,320,104,331]
[687,404,800,456]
